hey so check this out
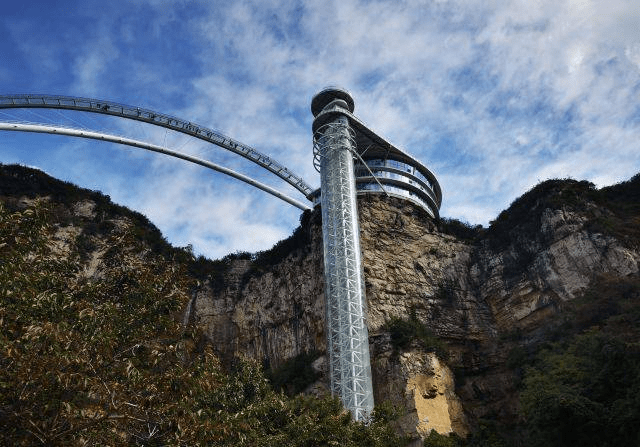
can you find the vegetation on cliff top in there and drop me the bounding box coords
[485,174,640,250]
[436,174,640,249]
[436,218,484,243]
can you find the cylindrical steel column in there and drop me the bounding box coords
[312,89,374,421]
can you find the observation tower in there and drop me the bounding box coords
[311,87,442,420]
[310,89,442,219]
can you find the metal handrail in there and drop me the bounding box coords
[0,94,315,199]
[0,121,312,211]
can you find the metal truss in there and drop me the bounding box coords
[0,94,314,199]
[314,114,374,421]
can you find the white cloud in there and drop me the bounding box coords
[2,0,640,254]
[72,35,120,97]
[128,159,298,258]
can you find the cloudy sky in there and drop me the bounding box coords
[1,0,639,259]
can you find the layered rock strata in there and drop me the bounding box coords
[191,192,640,440]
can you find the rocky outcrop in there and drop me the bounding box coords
[3,164,638,442]
[371,334,467,438]
[191,184,640,441]
[471,207,639,332]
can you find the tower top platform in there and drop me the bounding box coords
[311,87,355,117]
[311,88,442,219]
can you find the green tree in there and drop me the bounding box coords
[520,331,640,447]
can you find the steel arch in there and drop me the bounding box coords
[0,94,314,199]
[0,122,312,211]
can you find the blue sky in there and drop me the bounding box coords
[1,0,640,259]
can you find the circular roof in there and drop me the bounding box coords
[311,87,355,117]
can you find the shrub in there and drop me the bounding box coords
[266,351,322,396]
[384,312,449,360]
[437,218,484,243]
[423,429,465,446]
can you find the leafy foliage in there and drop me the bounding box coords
[266,351,322,396]
[384,312,448,360]
[423,419,506,447]
[520,331,640,447]
[423,430,466,446]
[500,274,640,446]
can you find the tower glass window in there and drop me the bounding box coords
[353,156,441,219]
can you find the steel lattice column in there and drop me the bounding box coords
[312,89,374,421]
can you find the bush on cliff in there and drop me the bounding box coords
[385,312,449,360]
[520,331,640,447]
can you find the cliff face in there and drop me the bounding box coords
[3,163,638,443]
[1,165,418,446]
[189,220,326,369]
[191,179,640,441]
[472,209,638,334]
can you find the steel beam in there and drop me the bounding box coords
[0,122,311,211]
[0,94,314,199]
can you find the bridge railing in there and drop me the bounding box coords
[0,94,314,199]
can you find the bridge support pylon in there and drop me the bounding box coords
[312,88,374,421]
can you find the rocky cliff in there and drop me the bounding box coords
[2,163,638,444]
[189,177,640,442]
[0,164,411,446]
